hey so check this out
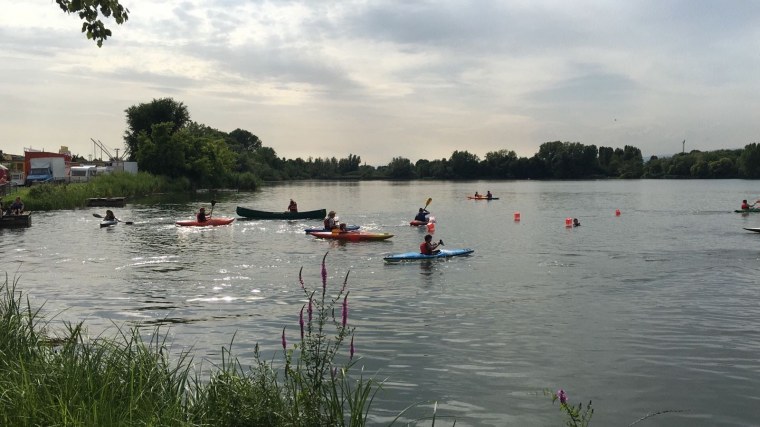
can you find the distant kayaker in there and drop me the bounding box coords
[104,210,116,221]
[197,207,208,223]
[420,234,442,255]
[573,218,581,227]
[741,200,755,210]
[414,208,430,223]
[474,191,481,198]
[287,199,298,212]
[486,191,493,199]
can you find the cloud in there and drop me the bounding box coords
[1,0,759,164]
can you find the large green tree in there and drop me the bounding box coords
[56,0,129,47]
[124,98,190,160]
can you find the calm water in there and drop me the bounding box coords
[2,180,760,426]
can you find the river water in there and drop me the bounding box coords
[2,180,760,426]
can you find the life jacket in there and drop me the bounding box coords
[420,242,430,255]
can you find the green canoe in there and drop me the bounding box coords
[236,206,326,220]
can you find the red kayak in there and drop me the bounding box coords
[175,217,235,227]
[409,220,428,226]
[309,230,393,241]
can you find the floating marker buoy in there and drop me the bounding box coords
[565,217,573,227]
[514,212,521,221]
[615,209,621,216]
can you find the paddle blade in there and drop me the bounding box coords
[92,213,103,218]
[211,199,218,206]
[424,198,432,208]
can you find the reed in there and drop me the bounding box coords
[1,172,176,211]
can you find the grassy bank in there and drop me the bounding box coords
[0,256,424,426]
[0,172,185,211]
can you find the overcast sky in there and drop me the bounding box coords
[1,1,759,165]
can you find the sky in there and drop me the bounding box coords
[1,1,759,166]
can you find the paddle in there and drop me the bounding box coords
[92,213,133,225]
[209,199,217,218]
[424,197,432,209]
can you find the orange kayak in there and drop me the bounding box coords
[309,231,393,241]
[175,217,235,227]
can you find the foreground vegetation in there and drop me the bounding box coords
[0,256,437,426]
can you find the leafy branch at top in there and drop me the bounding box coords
[55,0,130,47]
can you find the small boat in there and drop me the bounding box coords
[304,225,360,233]
[309,230,393,241]
[100,219,118,228]
[176,217,235,227]
[87,197,126,207]
[743,228,760,233]
[735,209,760,213]
[384,248,475,262]
[236,206,326,220]
[467,196,499,200]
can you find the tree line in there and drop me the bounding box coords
[118,98,760,189]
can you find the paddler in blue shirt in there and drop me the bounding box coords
[414,208,430,223]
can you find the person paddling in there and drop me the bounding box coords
[197,207,209,223]
[741,199,756,210]
[287,199,298,212]
[414,207,430,223]
[104,210,116,221]
[420,234,443,255]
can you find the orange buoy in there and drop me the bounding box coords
[514,212,521,221]
[615,209,621,216]
[565,217,572,227]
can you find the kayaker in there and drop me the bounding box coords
[197,207,208,223]
[420,234,442,255]
[486,191,493,200]
[324,211,345,231]
[741,200,754,210]
[104,210,116,221]
[287,199,298,212]
[474,191,480,198]
[414,208,430,223]
[573,218,581,227]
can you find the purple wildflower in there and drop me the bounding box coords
[308,296,313,322]
[321,253,328,294]
[341,271,350,293]
[281,327,287,350]
[350,335,355,360]
[557,389,567,404]
[342,292,349,328]
[299,305,305,341]
[298,267,305,290]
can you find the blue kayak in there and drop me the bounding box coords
[304,225,360,233]
[383,248,474,262]
[100,220,118,228]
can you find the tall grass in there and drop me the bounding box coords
[0,255,401,426]
[1,172,179,211]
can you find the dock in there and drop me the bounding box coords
[0,213,31,228]
[86,197,126,207]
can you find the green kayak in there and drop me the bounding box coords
[735,209,760,213]
[236,206,326,220]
